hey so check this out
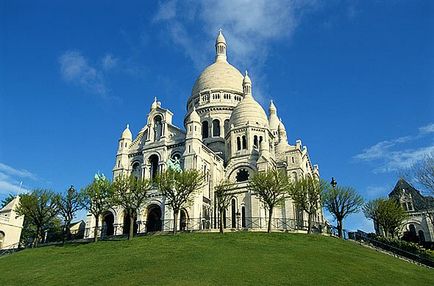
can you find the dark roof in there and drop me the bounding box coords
[389,178,434,210]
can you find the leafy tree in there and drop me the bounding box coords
[248,170,290,233]
[215,180,235,234]
[363,198,408,238]
[322,185,364,238]
[15,189,59,247]
[55,185,83,243]
[81,174,113,242]
[111,175,152,239]
[289,176,327,234]
[155,169,204,234]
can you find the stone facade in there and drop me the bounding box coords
[85,31,323,238]
[0,197,24,249]
[388,179,434,243]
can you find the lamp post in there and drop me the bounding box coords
[330,177,337,189]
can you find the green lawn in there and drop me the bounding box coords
[0,232,432,285]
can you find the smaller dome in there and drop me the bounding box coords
[188,107,200,122]
[121,124,132,140]
[229,95,268,128]
[278,119,286,133]
[268,100,279,131]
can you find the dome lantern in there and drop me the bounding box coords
[243,70,252,96]
[215,29,227,62]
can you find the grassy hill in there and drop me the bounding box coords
[0,232,432,286]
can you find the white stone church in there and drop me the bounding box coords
[85,31,324,238]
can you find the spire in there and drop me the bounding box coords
[269,100,277,114]
[151,97,158,109]
[243,70,252,97]
[215,29,227,62]
[121,124,132,140]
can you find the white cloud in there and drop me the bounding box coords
[59,50,108,96]
[153,0,320,69]
[0,163,36,196]
[101,54,118,71]
[354,123,434,173]
[354,136,411,161]
[153,0,177,22]
[0,163,38,181]
[419,123,434,135]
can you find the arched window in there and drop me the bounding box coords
[224,119,230,135]
[132,162,141,178]
[242,136,247,149]
[153,115,163,141]
[149,155,159,179]
[0,231,5,249]
[212,119,220,137]
[236,169,249,182]
[202,121,209,139]
[253,135,258,148]
[237,137,241,151]
[144,129,148,141]
[231,199,236,228]
[292,172,298,182]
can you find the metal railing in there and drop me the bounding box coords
[354,230,434,268]
[85,216,327,239]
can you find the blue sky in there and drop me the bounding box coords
[1,0,433,232]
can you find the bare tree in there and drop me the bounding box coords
[290,176,327,234]
[155,169,204,234]
[55,185,83,243]
[112,175,152,239]
[406,154,434,227]
[81,174,113,242]
[323,185,364,238]
[215,180,234,234]
[248,170,290,233]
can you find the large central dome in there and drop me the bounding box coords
[191,61,244,96]
[190,31,244,98]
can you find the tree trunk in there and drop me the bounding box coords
[219,209,224,234]
[129,213,135,240]
[34,226,41,248]
[267,207,273,233]
[173,209,179,235]
[94,214,99,243]
[337,219,343,238]
[307,213,312,234]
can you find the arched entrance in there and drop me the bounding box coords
[123,211,138,235]
[146,205,162,232]
[0,231,5,249]
[180,209,188,231]
[102,211,114,236]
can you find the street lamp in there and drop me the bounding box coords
[330,177,337,189]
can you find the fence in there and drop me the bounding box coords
[85,216,328,239]
[354,230,434,268]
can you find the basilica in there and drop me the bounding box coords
[85,31,324,238]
